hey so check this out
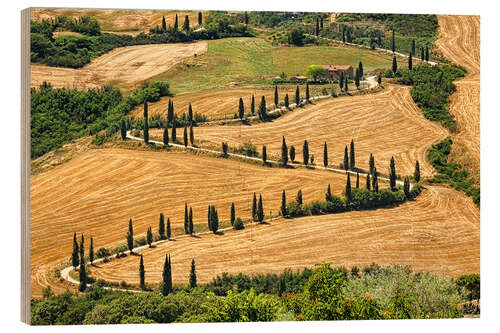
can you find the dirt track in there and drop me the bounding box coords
[91,185,479,287]
[30,148,357,297]
[151,85,449,178]
[435,15,480,182]
[30,42,207,90]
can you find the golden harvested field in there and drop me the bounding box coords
[435,15,480,182]
[91,185,479,286]
[32,8,206,33]
[152,85,448,178]
[30,42,207,91]
[129,86,315,120]
[30,148,356,297]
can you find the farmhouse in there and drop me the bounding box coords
[321,65,353,80]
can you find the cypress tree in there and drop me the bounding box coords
[159,213,165,240]
[350,139,355,170]
[238,97,244,120]
[289,146,295,162]
[389,156,397,191]
[326,184,333,202]
[262,145,267,165]
[295,86,300,105]
[257,194,264,223]
[369,153,375,175]
[356,172,360,188]
[421,47,425,61]
[147,226,153,247]
[89,236,94,265]
[208,205,212,231]
[278,276,286,297]
[79,234,87,292]
[403,177,410,198]
[252,193,257,221]
[345,78,349,92]
[274,85,279,107]
[161,254,170,295]
[281,136,288,166]
[320,17,324,30]
[425,46,429,61]
[174,14,178,31]
[221,142,228,157]
[143,101,149,144]
[189,259,197,288]
[355,68,360,88]
[72,232,79,269]
[162,16,167,31]
[188,104,193,123]
[284,94,289,108]
[366,172,371,191]
[392,56,397,74]
[167,100,174,125]
[305,83,310,102]
[251,94,255,115]
[198,12,202,26]
[377,31,382,46]
[184,202,189,234]
[166,218,171,240]
[189,125,194,146]
[183,126,188,147]
[230,203,235,226]
[303,140,309,166]
[373,167,379,192]
[171,117,177,142]
[210,205,219,233]
[189,206,193,235]
[281,190,287,216]
[182,15,190,31]
[339,71,344,90]
[167,255,172,294]
[414,160,421,182]
[358,61,364,78]
[244,11,249,25]
[408,53,413,70]
[297,189,303,205]
[258,96,267,121]
[315,17,320,36]
[391,29,395,53]
[120,119,127,140]
[343,145,349,171]
[411,39,415,56]
[342,28,346,43]
[163,123,169,146]
[323,142,328,167]
[377,74,382,85]
[345,173,352,203]
[127,218,134,253]
[139,255,145,290]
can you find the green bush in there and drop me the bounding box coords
[426,138,480,205]
[233,217,244,230]
[455,274,480,301]
[95,247,111,259]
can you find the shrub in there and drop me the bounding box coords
[134,237,147,247]
[96,247,111,259]
[455,274,480,301]
[286,201,305,217]
[233,217,244,230]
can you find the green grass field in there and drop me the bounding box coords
[153,37,406,95]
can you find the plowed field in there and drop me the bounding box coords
[30,42,207,90]
[30,148,354,297]
[91,185,479,287]
[151,85,449,178]
[435,15,480,182]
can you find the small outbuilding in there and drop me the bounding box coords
[290,75,308,82]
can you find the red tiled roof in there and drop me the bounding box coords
[322,65,352,71]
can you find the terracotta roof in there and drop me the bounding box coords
[322,65,352,71]
[291,75,308,79]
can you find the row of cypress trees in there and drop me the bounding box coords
[140,254,197,294]
[71,233,94,292]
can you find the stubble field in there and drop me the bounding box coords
[151,84,449,178]
[434,15,480,182]
[30,41,207,91]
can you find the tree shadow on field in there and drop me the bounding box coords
[190,234,201,239]
[259,221,271,225]
[214,231,225,236]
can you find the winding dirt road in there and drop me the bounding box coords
[435,15,480,182]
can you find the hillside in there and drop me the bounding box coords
[151,84,449,178]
